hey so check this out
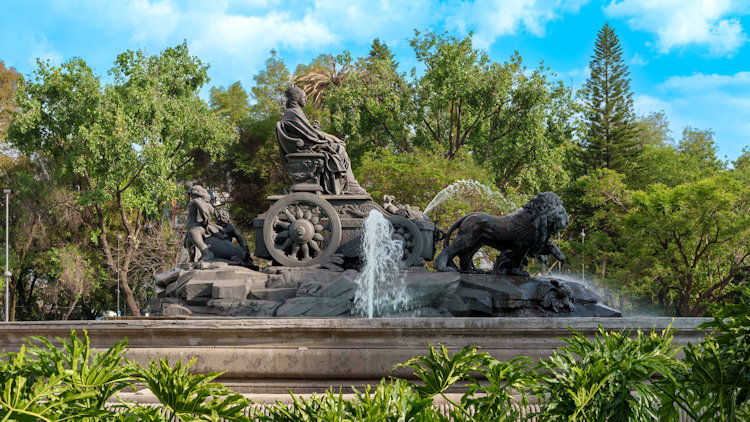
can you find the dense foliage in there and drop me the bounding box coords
[2,288,750,420]
[0,23,747,318]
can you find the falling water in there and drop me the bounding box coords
[423,179,512,215]
[353,210,412,318]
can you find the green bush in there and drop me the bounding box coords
[136,357,251,422]
[256,379,443,422]
[657,286,750,421]
[1,330,130,421]
[533,325,681,422]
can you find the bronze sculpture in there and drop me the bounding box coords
[434,192,569,276]
[185,185,222,262]
[278,85,366,195]
[184,185,254,267]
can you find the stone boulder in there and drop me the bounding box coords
[275,297,353,317]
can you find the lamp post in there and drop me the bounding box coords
[580,228,586,282]
[3,189,10,322]
[117,233,122,317]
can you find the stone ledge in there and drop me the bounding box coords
[0,318,709,392]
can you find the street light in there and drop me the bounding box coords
[580,228,586,283]
[117,233,122,317]
[3,189,10,322]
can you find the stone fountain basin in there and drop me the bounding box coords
[0,317,707,393]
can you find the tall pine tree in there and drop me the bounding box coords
[369,38,397,67]
[583,23,637,173]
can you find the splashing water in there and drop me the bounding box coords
[353,210,412,318]
[423,179,513,215]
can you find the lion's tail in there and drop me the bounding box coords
[442,214,472,248]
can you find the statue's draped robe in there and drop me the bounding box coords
[280,106,365,195]
[187,198,222,239]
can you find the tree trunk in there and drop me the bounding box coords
[8,289,17,321]
[63,296,78,320]
[119,270,141,316]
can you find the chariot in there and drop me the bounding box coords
[253,123,436,268]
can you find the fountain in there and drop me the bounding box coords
[423,179,515,215]
[353,211,411,318]
[151,86,619,319]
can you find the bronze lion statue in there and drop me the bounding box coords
[434,192,569,276]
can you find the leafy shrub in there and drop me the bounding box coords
[533,325,681,422]
[396,342,534,421]
[460,357,534,422]
[256,379,443,422]
[4,313,749,421]
[136,357,251,422]
[0,330,131,421]
[658,286,750,421]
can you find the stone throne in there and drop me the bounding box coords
[275,121,325,194]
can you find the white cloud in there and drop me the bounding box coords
[32,0,591,83]
[635,72,750,158]
[27,34,63,68]
[124,0,181,44]
[306,0,433,45]
[553,65,590,86]
[660,71,750,92]
[190,11,336,56]
[604,0,748,56]
[447,0,589,50]
[629,53,648,66]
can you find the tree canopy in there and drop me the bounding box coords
[8,42,236,316]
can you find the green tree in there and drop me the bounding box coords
[409,29,496,160]
[207,51,292,230]
[410,30,578,192]
[0,60,21,142]
[355,148,521,236]
[293,53,355,109]
[209,81,250,124]
[677,126,724,177]
[564,169,631,283]
[626,112,681,188]
[324,39,416,163]
[43,245,100,320]
[9,43,236,316]
[1,155,97,321]
[626,115,724,189]
[625,175,750,316]
[250,50,289,120]
[583,22,637,174]
[734,147,750,173]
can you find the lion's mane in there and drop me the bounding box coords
[522,192,565,254]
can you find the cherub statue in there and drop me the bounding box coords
[185,185,224,262]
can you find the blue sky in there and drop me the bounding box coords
[2,0,749,160]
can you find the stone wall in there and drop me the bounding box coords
[0,317,708,393]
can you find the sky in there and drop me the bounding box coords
[1,0,749,161]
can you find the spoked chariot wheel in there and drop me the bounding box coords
[263,193,342,267]
[388,216,424,268]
